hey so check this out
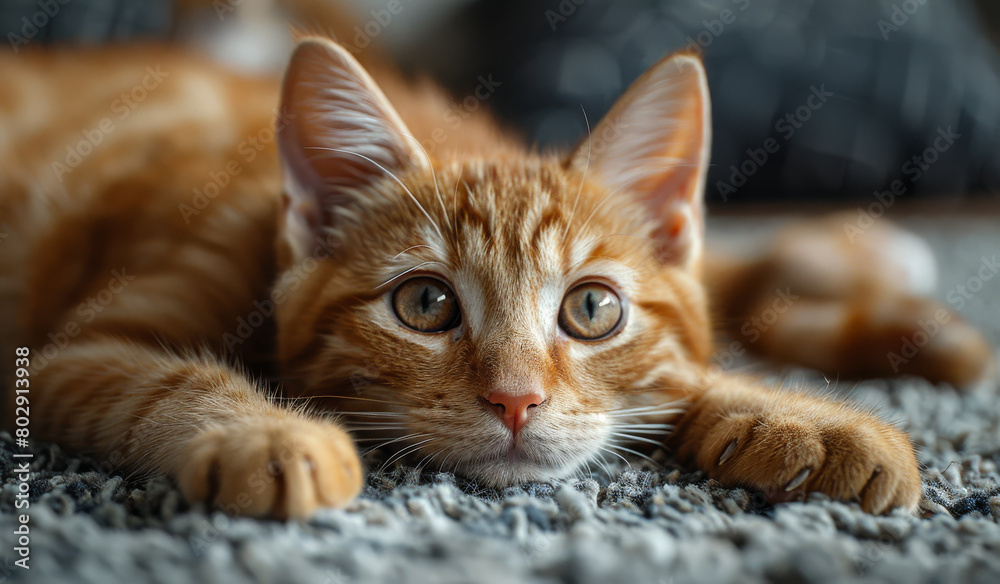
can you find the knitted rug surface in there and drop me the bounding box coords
[1,215,999,584]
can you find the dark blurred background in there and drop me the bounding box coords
[3,0,1000,206]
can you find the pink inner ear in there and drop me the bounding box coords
[633,79,708,214]
[276,38,429,259]
[568,53,711,269]
[279,39,418,196]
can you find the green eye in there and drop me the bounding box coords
[559,283,623,340]
[392,277,461,333]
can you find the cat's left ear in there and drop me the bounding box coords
[277,37,431,262]
[567,53,711,271]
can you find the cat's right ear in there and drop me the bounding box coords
[277,37,430,262]
[566,52,711,272]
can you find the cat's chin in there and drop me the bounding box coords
[444,446,591,488]
[453,459,579,488]
[406,413,610,487]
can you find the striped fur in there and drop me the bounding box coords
[6,35,987,518]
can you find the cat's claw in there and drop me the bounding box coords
[718,440,738,465]
[178,415,362,520]
[784,467,811,491]
[691,409,921,515]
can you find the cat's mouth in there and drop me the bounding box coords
[450,450,584,486]
[384,407,607,486]
[498,438,535,461]
[430,421,606,487]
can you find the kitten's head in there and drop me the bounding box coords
[272,38,712,485]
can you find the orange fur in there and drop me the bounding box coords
[6,34,987,519]
[706,214,995,387]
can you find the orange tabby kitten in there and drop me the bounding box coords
[0,35,993,519]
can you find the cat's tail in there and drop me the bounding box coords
[704,212,996,390]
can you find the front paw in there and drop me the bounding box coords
[694,412,921,514]
[178,416,362,520]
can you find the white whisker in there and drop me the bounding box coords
[377,261,449,289]
[605,442,661,467]
[575,179,640,240]
[612,427,672,436]
[609,432,666,448]
[610,402,686,414]
[609,422,677,429]
[563,104,591,239]
[313,394,411,407]
[343,411,408,417]
[452,175,465,235]
[415,449,445,474]
[392,244,434,260]
[361,433,428,453]
[587,452,614,478]
[607,407,686,418]
[598,446,632,469]
[306,146,445,239]
[403,134,449,232]
[379,438,436,472]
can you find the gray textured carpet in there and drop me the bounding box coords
[2,214,999,584]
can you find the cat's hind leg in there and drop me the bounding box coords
[705,213,995,388]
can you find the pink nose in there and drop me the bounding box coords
[483,391,545,438]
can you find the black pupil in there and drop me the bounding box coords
[420,286,433,313]
[584,290,597,320]
[394,278,460,333]
[417,284,449,317]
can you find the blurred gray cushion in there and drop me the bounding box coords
[410,0,1000,204]
[1,0,171,48]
